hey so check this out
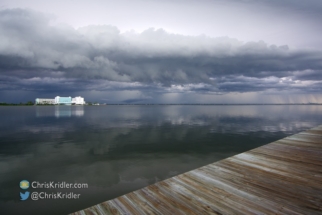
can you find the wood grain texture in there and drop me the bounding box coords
[72,125,322,215]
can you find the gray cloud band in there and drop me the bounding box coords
[1,8,322,94]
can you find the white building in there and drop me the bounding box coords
[35,98,55,105]
[54,96,72,105]
[72,96,85,105]
[36,96,85,105]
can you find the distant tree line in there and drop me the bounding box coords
[0,101,34,106]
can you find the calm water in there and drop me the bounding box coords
[0,105,322,214]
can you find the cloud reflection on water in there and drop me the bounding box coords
[0,105,322,214]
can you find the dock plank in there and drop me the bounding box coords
[72,125,322,215]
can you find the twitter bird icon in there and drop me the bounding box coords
[20,191,30,201]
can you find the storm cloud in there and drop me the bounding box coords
[0,8,322,103]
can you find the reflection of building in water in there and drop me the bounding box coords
[55,106,84,117]
[36,106,55,117]
[35,96,85,105]
[72,106,85,117]
[55,106,72,117]
[36,106,84,117]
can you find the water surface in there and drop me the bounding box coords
[0,105,321,214]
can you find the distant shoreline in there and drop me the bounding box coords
[1,103,322,106]
[105,103,322,105]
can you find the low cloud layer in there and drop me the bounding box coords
[1,8,322,103]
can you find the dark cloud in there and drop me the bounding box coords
[1,8,322,102]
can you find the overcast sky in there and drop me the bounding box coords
[1,0,322,103]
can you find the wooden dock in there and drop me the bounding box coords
[72,125,322,215]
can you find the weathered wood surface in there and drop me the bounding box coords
[72,125,322,215]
